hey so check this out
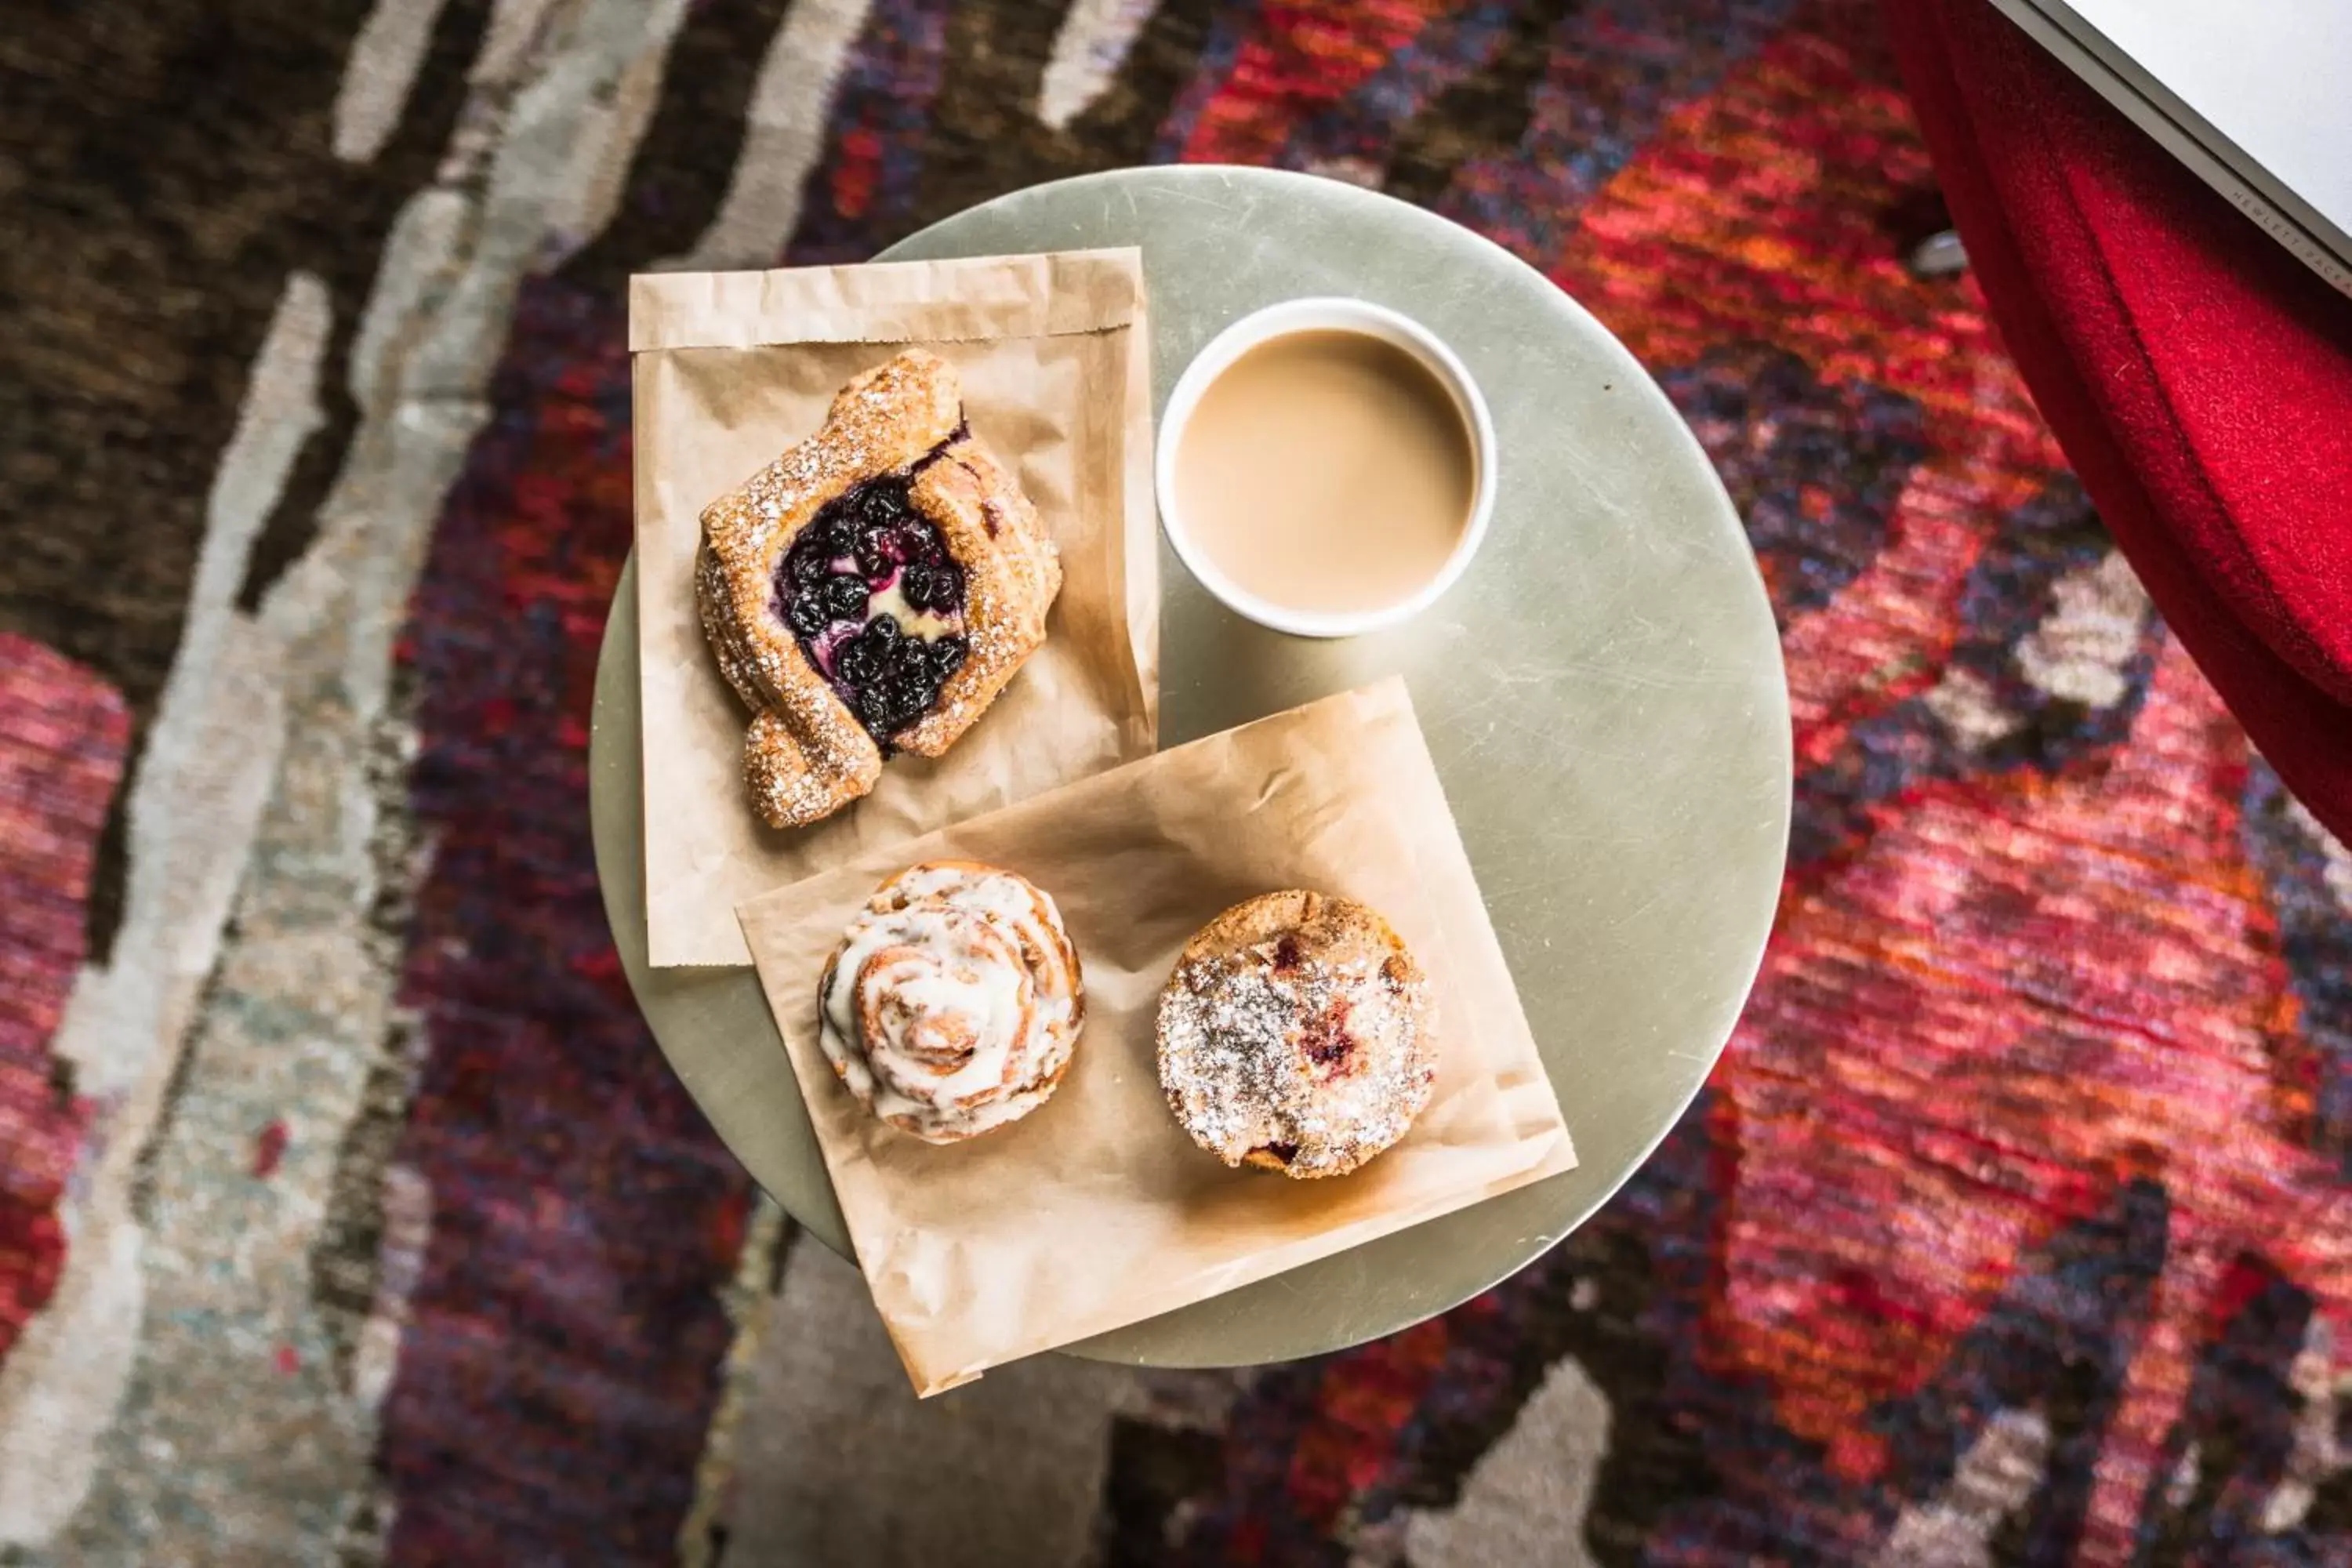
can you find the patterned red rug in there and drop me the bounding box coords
[5,1,2350,1563]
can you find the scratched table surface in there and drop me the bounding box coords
[589,166,1791,1367]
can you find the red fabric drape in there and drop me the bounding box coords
[1882,0,2352,843]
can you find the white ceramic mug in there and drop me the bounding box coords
[1155,296,1497,639]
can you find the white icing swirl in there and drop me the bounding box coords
[818,863,1083,1143]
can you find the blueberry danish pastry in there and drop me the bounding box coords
[696,350,1062,828]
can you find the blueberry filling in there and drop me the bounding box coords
[822,573,869,619]
[773,468,971,746]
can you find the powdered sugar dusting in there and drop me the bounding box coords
[1157,892,1435,1179]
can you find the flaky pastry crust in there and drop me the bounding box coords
[695,350,1062,828]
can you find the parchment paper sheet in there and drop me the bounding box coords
[736,680,1577,1396]
[633,250,1156,965]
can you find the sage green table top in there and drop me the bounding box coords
[589,165,1790,1368]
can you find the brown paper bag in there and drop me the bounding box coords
[735,680,1576,1396]
[633,250,1157,966]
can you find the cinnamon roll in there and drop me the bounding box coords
[818,861,1084,1144]
[1156,891,1435,1178]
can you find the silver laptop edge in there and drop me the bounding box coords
[1985,0,2352,302]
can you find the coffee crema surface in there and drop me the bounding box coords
[1172,329,1477,618]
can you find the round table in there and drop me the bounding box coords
[589,166,1790,1367]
